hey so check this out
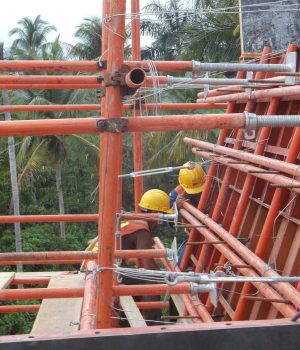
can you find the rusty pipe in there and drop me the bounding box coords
[125,68,146,89]
[184,138,300,178]
[183,203,300,310]
[80,261,97,330]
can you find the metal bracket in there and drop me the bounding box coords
[103,71,122,87]
[245,71,253,97]
[166,237,178,264]
[97,60,107,69]
[190,282,218,307]
[285,52,297,85]
[244,111,257,140]
[96,88,106,98]
[96,118,128,133]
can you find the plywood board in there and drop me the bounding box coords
[0,272,15,289]
[31,273,85,334]
[119,296,147,327]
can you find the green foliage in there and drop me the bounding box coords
[0,301,37,335]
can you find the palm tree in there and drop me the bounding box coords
[9,18,99,237]
[0,42,22,272]
[141,0,191,60]
[141,0,240,62]
[9,15,57,59]
[70,17,102,60]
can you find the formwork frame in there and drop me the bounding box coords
[0,0,299,345]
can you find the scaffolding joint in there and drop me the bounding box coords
[96,118,128,133]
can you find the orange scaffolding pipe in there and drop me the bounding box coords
[96,0,126,329]
[183,203,300,310]
[180,209,296,318]
[0,305,40,314]
[0,249,167,263]
[0,113,245,137]
[179,87,245,271]
[0,60,194,73]
[80,261,97,330]
[233,125,300,320]
[0,103,226,113]
[131,0,143,212]
[184,138,300,177]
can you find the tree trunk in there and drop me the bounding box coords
[55,161,66,238]
[2,90,23,273]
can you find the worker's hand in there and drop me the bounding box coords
[176,194,189,210]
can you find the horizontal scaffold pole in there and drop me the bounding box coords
[0,102,227,113]
[0,284,191,300]
[0,249,168,264]
[0,114,244,136]
[0,60,293,74]
[0,113,300,137]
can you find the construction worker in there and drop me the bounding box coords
[169,161,206,209]
[169,162,206,265]
[121,188,174,271]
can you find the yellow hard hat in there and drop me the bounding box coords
[139,189,174,213]
[178,162,206,194]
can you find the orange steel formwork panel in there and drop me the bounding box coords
[0,0,300,347]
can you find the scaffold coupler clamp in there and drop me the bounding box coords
[244,111,257,140]
[190,282,218,307]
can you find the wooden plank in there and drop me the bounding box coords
[219,294,234,319]
[31,273,85,334]
[119,296,147,328]
[0,272,15,289]
[170,295,193,324]
[15,271,65,279]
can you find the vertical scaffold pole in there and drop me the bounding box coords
[96,0,126,328]
[132,0,143,211]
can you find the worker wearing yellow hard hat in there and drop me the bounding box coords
[169,161,206,209]
[169,161,206,266]
[138,188,174,214]
[121,189,173,270]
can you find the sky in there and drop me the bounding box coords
[0,0,152,48]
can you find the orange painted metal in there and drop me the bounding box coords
[233,127,300,320]
[0,102,226,113]
[193,150,300,195]
[0,250,167,264]
[80,261,97,330]
[183,203,300,310]
[11,277,50,285]
[185,138,300,177]
[96,0,127,328]
[113,283,192,296]
[0,113,246,137]
[0,60,193,73]
[135,301,169,309]
[0,288,84,300]
[197,85,300,103]
[0,305,40,313]
[0,214,98,223]
[180,208,296,318]
[0,84,100,90]
[154,237,213,323]
[131,0,143,212]
[180,73,245,271]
